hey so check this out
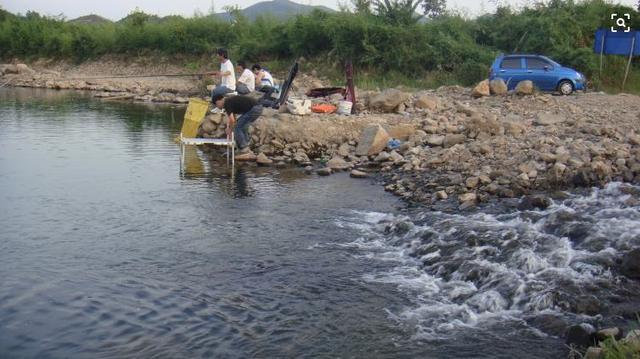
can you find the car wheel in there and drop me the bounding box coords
[558,80,574,96]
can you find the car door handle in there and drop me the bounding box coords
[499,70,506,73]
[527,70,533,73]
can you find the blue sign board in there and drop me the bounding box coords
[594,29,639,56]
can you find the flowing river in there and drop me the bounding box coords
[1,88,638,358]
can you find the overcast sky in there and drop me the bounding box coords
[2,0,637,20]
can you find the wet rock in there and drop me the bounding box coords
[490,79,508,95]
[573,295,602,315]
[256,153,273,166]
[472,79,490,98]
[443,134,465,148]
[350,169,368,178]
[623,329,640,346]
[356,125,391,156]
[584,347,602,359]
[620,248,640,279]
[369,89,411,112]
[293,151,311,166]
[527,314,568,337]
[327,156,350,171]
[535,112,565,126]
[316,167,332,176]
[517,194,551,210]
[515,80,534,95]
[465,177,479,189]
[436,190,448,200]
[337,142,351,157]
[458,192,477,203]
[596,327,623,342]
[565,323,597,349]
[304,166,314,175]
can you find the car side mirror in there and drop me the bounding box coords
[544,66,550,71]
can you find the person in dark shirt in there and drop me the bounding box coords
[211,94,263,160]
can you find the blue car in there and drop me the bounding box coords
[489,54,587,95]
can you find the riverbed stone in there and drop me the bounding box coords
[316,167,332,176]
[565,323,597,348]
[584,347,602,359]
[327,156,350,171]
[256,153,273,166]
[596,327,623,341]
[356,125,391,156]
[443,134,465,148]
[621,248,640,279]
[517,194,551,210]
[350,169,368,178]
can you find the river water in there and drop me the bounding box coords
[1,88,638,358]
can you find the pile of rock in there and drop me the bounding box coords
[566,325,640,359]
[472,78,534,98]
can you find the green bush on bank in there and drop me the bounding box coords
[0,0,638,91]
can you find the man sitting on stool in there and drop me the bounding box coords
[211,94,262,161]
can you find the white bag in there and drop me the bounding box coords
[287,98,312,116]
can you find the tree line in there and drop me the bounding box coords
[0,0,638,89]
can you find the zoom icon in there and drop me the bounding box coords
[611,13,631,32]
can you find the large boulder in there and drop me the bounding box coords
[490,79,508,95]
[621,248,640,279]
[386,125,416,141]
[472,79,491,98]
[2,64,19,74]
[369,89,411,112]
[414,94,440,110]
[515,80,534,95]
[356,125,391,156]
[16,63,35,74]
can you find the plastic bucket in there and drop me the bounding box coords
[337,101,353,115]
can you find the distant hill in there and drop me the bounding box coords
[68,14,112,24]
[0,8,16,21]
[215,0,334,21]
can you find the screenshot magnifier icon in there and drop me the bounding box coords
[611,13,631,32]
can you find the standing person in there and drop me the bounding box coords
[251,64,275,95]
[211,94,262,160]
[210,48,236,100]
[236,61,255,95]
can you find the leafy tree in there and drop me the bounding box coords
[423,0,446,18]
[374,0,423,25]
[352,0,373,15]
[126,9,151,27]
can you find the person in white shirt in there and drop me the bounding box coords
[251,64,275,96]
[235,61,255,95]
[209,48,236,100]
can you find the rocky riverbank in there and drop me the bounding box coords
[3,59,640,211]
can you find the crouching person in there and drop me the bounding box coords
[211,94,262,161]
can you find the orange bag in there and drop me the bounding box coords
[311,103,337,114]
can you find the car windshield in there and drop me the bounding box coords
[541,57,561,67]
